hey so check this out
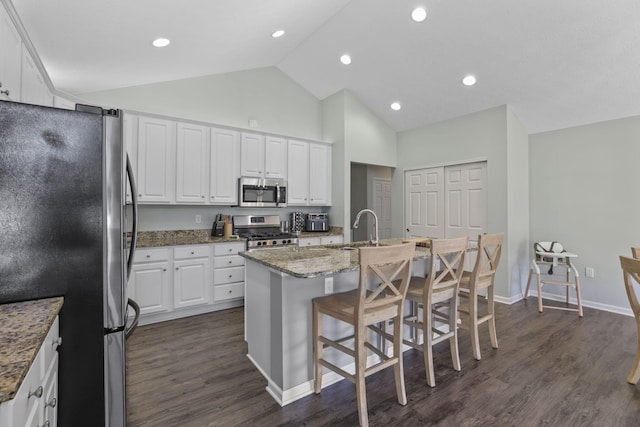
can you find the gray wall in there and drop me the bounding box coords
[395,105,530,300]
[529,115,640,312]
[78,66,323,141]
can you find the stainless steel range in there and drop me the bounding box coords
[233,215,298,250]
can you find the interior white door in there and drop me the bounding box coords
[444,162,487,239]
[373,178,392,239]
[404,167,444,238]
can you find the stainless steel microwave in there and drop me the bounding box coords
[238,177,287,207]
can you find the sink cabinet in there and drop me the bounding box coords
[0,317,61,427]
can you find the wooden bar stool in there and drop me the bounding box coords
[402,236,468,387]
[457,233,504,361]
[312,242,415,427]
[524,241,583,317]
[620,255,640,384]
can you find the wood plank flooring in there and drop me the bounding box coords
[126,299,640,426]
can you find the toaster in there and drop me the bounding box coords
[306,213,328,232]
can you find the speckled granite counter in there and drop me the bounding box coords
[136,229,244,248]
[239,238,430,278]
[296,226,343,239]
[0,297,63,402]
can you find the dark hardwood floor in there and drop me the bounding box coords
[126,300,640,426]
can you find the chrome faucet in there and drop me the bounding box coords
[352,209,379,246]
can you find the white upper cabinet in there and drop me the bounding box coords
[123,114,138,204]
[308,142,331,205]
[287,140,331,206]
[287,140,310,205]
[0,5,22,102]
[137,116,176,203]
[240,132,265,178]
[241,133,287,179]
[176,122,209,204]
[20,46,51,107]
[210,127,239,204]
[264,136,287,179]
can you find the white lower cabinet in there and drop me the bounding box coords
[129,248,172,316]
[131,242,245,325]
[213,242,245,302]
[173,245,212,308]
[298,235,344,247]
[0,316,60,427]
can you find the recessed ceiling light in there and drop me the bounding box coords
[340,54,352,65]
[272,30,285,38]
[390,102,401,111]
[152,38,170,47]
[462,75,477,86]
[411,7,427,22]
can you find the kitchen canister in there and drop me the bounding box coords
[290,212,305,233]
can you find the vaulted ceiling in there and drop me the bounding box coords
[11,0,640,133]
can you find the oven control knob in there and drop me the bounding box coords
[272,240,277,245]
[287,239,291,244]
[257,242,262,246]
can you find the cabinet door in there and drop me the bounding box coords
[129,261,172,315]
[240,132,265,177]
[137,117,176,203]
[210,127,239,204]
[0,6,22,102]
[42,355,58,427]
[123,114,138,205]
[309,143,331,205]
[287,140,309,205]
[20,47,44,105]
[264,136,287,179]
[174,258,211,308]
[176,122,208,204]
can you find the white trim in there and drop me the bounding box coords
[403,157,488,172]
[136,299,243,326]
[506,291,633,317]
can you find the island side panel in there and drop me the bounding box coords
[279,271,359,391]
[245,259,272,379]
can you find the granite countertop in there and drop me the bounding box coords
[0,297,64,403]
[239,238,431,278]
[135,227,343,248]
[136,229,245,248]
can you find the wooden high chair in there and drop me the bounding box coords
[524,241,583,317]
[458,233,504,361]
[312,242,415,427]
[620,255,640,384]
[403,236,468,387]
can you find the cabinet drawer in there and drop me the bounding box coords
[214,282,244,302]
[41,316,60,377]
[3,349,42,425]
[214,255,245,269]
[214,267,244,285]
[320,235,343,245]
[134,248,170,263]
[299,237,321,247]
[214,242,245,256]
[174,245,210,259]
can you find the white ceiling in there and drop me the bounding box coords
[11,0,640,133]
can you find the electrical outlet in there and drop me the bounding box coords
[324,277,334,294]
[586,267,594,278]
[195,215,202,224]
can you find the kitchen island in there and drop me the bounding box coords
[240,240,431,406]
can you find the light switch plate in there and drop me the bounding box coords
[324,277,334,294]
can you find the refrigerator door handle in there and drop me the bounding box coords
[126,154,138,280]
[125,298,140,339]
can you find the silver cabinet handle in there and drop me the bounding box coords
[228,274,233,278]
[163,268,167,271]
[228,290,233,294]
[201,195,204,198]
[146,254,151,258]
[28,386,43,399]
[52,337,62,348]
[190,251,195,254]
[175,267,179,270]
[46,397,57,408]
[228,260,232,264]
[0,90,9,96]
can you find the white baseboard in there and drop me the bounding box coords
[137,299,243,326]
[507,291,633,317]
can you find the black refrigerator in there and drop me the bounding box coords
[0,100,139,427]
